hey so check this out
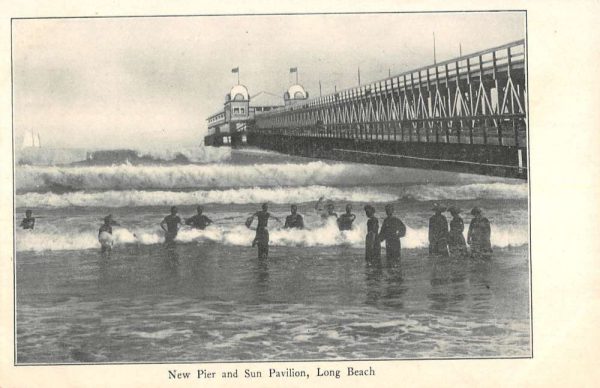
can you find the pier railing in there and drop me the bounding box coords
[253,40,527,149]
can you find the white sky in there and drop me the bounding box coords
[13,12,525,148]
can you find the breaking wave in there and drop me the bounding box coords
[16,148,89,166]
[107,146,231,164]
[16,218,528,252]
[402,183,528,201]
[15,146,231,166]
[17,186,397,208]
[16,162,526,197]
[14,162,403,192]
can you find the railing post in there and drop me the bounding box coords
[507,46,519,148]
[465,58,474,145]
[479,55,488,145]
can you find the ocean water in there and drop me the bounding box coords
[15,147,530,363]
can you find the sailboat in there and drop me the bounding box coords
[22,130,42,148]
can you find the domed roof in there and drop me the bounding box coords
[286,84,307,100]
[230,84,249,101]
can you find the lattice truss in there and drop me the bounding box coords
[256,41,526,141]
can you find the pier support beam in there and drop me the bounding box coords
[247,133,527,179]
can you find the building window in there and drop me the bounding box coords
[240,108,245,114]
[233,108,240,114]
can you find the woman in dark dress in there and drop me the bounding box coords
[364,205,381,263]
[468,207,493,259]
[447,206,468,257]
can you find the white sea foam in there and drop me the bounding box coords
[15,162,390,192]
[16,162,527,197]
[15,218,527,252]
[133,146,231,163]
[17,186,397,208]
[403,183,528,201]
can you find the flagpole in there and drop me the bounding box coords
[319,80,322,97]
[238,68,240,85]
[358,67,361,86]
[433,32,437,64]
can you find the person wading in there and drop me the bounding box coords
[429,203,449,257]
[377,204,406,265]
[160,206,183,244]
[364,205,381,263]
[20,209,36,230]
[447,206,468,257]
[185,206,213,230]
[98,214,119,253]
[315,197,338,222]
[284,204,304,229]
[467,207,493,259]
[337,204,356,231]
[247,203,281,259]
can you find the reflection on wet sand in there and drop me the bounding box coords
[17,243,530,363]
[252,257,270,301]
[364,263,407,308]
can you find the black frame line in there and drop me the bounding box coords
[10,9,532,367]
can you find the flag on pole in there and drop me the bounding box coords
[289,67,297,73]
[231,67,239,73]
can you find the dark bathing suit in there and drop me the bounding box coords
[468,217,492,259]
[448,216,467,256]
[21,217,35,230]
[163,214,182,242]
[337,213,355,231]
[429,213,449,257]
[254,211,270,259]
[186,214,212,230]
[98,224,113,235]
[365,216,381,262]
[284,214,304,229]
[379,216,406,261]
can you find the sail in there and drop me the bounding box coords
[22,131,34,148]
[21,131,42,148]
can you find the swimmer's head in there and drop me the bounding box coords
[197,206,204,214]
[291,204,297,214]
[326,202,335,211]
[25,209,32,217]
[364,205,375,217]
[448,206,461,216]
[103,214,112,224]
[432,203,446,213]
[385,204,394,216]
[262,203,268,211]
[346,204,352,213]
[171,206,178,215]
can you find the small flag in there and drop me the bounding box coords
[231,67,239,73]
[289,67,297,73]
